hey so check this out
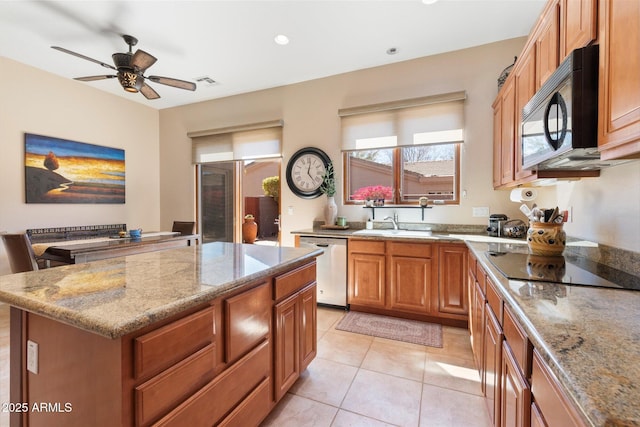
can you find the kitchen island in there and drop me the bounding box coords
[0,242,322,427]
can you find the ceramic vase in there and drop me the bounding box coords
[242,217,258,243]
[527,222,566,256]
[324,196,338,226]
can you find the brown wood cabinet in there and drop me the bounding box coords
[598,0,640,160]
[492,0,603,189]
[531,351,586,427]
[484,294,503,427]
[348,240,386,308]
[348,239,467,326]
[535,0,560,89]
[493,77,516,188]
[438,243,468,316]
[560,0,597,60]
[274,281,317,401]
[14,260,318,427]
[388,241,435,314]
[501,344,531,427]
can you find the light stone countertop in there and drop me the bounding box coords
[0,242,321,338]
[468,241,640,427]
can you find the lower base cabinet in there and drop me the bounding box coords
[500,343,531,427]
[14,260,318,427]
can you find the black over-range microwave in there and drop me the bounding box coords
[521,45,603,171]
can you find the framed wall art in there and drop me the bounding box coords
[24,133,125,204]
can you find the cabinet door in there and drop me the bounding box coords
[514,42,537,181]
[598,0,640,160]
[493,96,503,189]
[472,280,486,376]
[535,0,560,88]
[484,306,503,427]
[500,78,516,186]
[348,253,386,308]
[225,282,271,364]
[388,254,433,314]
[274,293,299,401]
[300,284,317,371]
[501,343,531,427]
[561,0,597,59]
[438,244,468,316]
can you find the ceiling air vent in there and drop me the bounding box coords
[194,76,218,87]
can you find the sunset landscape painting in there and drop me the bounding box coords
[25,133,125,204]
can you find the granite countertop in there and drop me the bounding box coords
[468,241,640,427]
[0,242,321,339]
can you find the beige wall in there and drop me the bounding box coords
[160,37,555,247]
[0,57,160,275]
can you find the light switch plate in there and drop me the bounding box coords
[472,207,490,217]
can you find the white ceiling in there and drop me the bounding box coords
[0,0,545,110]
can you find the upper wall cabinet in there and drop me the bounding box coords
[598,0,640,160]
[561,0,597,60]
[492,0,604,189]
[535,0,560,89]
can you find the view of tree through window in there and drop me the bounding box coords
[345,143,459,204]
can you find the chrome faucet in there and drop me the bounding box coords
[384,213,399,230]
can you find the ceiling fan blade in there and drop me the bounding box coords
[51,46,117,70]
[140,83,160,100]
[148,76,196,91]
[131,49,157,72]
[74,75,118,82]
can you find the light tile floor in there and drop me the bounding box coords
[0,304,491,427]
[261,307,491,427]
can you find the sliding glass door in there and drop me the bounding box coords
[199,163,235,243]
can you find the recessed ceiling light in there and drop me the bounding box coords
[422,0,439,4]
[274,34,290,45]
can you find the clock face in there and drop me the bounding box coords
[286,147,331,199]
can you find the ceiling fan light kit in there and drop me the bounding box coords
[52,34,196,100]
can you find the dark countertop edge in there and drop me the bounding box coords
[1,249,322,339]
[466,242,609,427]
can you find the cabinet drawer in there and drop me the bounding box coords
[477,264,487,293]
[486,277,503,324]
[274,262,316,301]
[134,306,214,379]
[349,239,385,254]
[217,378,272,427]
[503,305,532,376]
[153,340,271,427]
[136,344,215,426]
[468,252,477,279]
[387,241,432,257]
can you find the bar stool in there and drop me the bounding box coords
[1,233,39,273]
[172,221,196,235]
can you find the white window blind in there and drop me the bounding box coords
[188,120,283,163]
[339,91,466,151]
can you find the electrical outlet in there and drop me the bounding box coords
[27,340,38,374]
[472,207,490,217]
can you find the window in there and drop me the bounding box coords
[340,92,465,205]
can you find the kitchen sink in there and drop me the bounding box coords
[352,229,434,238]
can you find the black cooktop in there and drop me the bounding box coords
[485,252,640,291]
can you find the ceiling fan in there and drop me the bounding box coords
[51,34,196,100]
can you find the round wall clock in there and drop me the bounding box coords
[286,147,332,199]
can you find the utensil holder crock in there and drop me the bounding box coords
[527,222,566,256]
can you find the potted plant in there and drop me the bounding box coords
[320,163,338,226]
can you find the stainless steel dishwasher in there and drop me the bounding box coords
[299,236,347,308]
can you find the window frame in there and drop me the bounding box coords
[343,143,461,205]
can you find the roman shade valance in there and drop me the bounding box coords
[338,91,466,151]
[188,120,283,163]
